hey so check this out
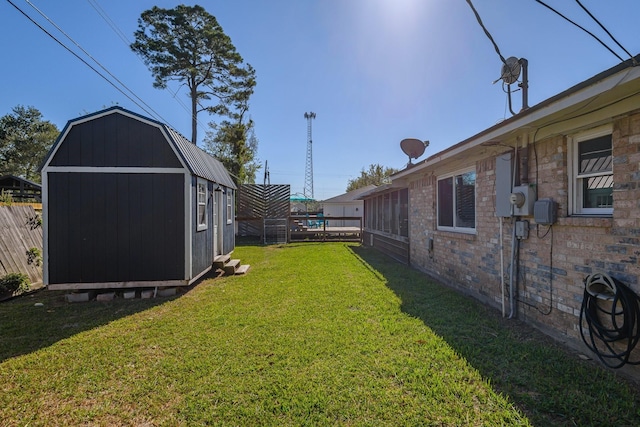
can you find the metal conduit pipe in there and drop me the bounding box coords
[508,144,519,319]
[508,217,518,319]
[500,216,505,317]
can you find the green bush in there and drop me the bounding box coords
[26,247,42,266]
[0,273,30,294]
[0,189,13,205]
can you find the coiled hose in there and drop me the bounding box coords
[579,273,640,369]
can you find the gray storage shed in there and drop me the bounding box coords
[41,106,236,290]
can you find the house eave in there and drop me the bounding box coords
[392,56,640,181]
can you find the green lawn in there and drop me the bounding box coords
[0,242,638,426]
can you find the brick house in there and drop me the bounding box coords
[362,56,640,374]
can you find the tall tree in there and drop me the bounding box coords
[0,106,59,183]
[131,5,256,145]
[346,164,399,192]
[203,118,260,185]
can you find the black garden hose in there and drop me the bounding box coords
[579,273,640,369]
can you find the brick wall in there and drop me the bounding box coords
[407,111,640,373]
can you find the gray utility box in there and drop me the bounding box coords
[534,198,557,225]
[495,152,514,217]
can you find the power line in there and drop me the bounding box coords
[533,0,625,62]
[5,0,162,121]
[21,0,172,127]
[464,0,508,67]
[86,0,209,138]
[86,0,131,45]
[574,0,636,64]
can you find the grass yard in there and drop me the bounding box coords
[1,242,639,426]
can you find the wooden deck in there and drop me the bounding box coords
[289,217,362,242]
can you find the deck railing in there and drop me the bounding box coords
[289,215,362,243]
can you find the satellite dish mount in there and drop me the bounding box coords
[494,56,529,115]
[400,139,429,167]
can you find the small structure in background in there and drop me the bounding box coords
[0,175,42,202]
[40,107,245,291]
[322,185,375,227]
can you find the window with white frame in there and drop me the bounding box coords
[569,126,613,216]
[437,170,476,232]
[226,191,233,224]
[197,179,207,231]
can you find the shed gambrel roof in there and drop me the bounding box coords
[41,106,236,189]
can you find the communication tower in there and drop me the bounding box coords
[303,112,316,199]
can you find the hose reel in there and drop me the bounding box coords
[579,273,640,369]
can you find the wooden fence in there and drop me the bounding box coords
[237,184,291,244]
[0,205,43,285]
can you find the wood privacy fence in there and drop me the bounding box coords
[237,184,290,244]
[0,205,43,285]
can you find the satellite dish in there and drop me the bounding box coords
[400,138,428,164]
[496,57,521,85]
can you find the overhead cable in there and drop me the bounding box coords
[464,0,508,66]
[5,0,158,120]
[22,0,172,127]
[574,0,636,65]
[86,0,131,45]
[533,0,624,62]
[86,0,207,136]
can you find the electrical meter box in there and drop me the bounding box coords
[534,198,557,225]
[511,185,536,216]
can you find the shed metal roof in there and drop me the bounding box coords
[165,126,236,189]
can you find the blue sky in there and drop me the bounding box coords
[1,1,639,200]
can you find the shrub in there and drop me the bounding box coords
[26,247,42,266]
[0,273,30,294]
[0,189,13,205]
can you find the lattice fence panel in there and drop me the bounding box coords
[237,184,290,243]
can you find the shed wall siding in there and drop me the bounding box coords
[191,178,214,277]
[47,172,184,284]
[223,189,235,254]
[406,112,640,363]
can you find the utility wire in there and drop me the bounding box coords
[5,0,160,121]
[86,0,208,138]
[22,0,173,127]
[574,0,636,64]
[533,0,624,62]
[464,0,508,66]
[87,0,131,45]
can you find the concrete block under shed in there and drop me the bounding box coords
[140,289,154,299]
[96,292,116,302]
[65,292,92,303]
[156,287,176,297]
[122,290,136,299]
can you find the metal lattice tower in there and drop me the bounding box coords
[303,112,316,199]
